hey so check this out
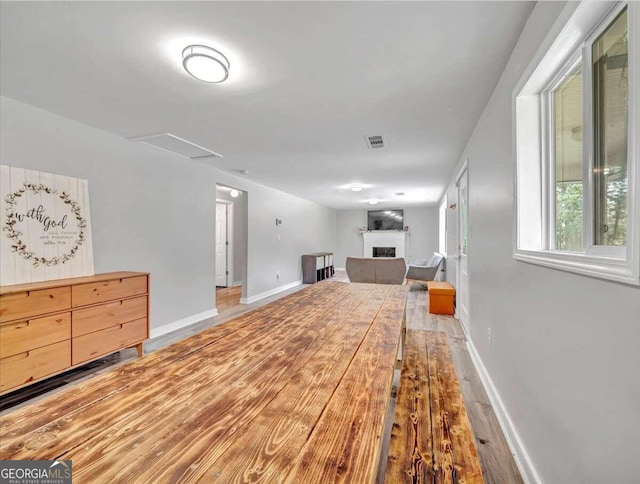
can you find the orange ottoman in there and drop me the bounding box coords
[426,281,455,315]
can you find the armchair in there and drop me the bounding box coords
[406,252,444,283]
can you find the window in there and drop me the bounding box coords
[514,2,638,285]
[593,8,629,247]
[439,196,447,255]
[551,61,584,252]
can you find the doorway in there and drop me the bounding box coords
[456,161,470,331]
[215,202,229,287]
[215,184,248,315]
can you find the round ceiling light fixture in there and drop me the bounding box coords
[368,200,379,205]
[348,184,364,192]
[182,45,230,83]
[229,189,240,198]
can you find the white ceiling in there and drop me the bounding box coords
[0,1,534,209]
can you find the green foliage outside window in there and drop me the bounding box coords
[556,180,626,250]
[604,179,627,245]
[556,182,583,251]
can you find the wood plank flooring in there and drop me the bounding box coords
[216,285,242,314]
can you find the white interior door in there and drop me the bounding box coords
[215,203,228,287]
[457,166,470,330]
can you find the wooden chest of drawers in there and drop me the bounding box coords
[0,272,149,395]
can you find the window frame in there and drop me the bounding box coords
[583,4,629,259]
[513,1,639,286]
[542,50,584,253]
[439,195,448,257]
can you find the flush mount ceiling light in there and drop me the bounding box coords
[230,189,239,198]
[182,45,230,83]
[368,200,379,205]
[344,183,373,192]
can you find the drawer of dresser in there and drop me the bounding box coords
[0,312,71,359]
[72,296,147,337]
[0,286,71,323]
[0,340,71,394]
[72,275,147,307]
[72,317,147,365]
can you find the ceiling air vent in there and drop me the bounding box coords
[365,134,385,149]
[128,133,223,159]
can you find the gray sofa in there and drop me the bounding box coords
[345,257,408,285]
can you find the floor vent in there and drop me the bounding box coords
[365,134,385,149]
[129,133,223,159]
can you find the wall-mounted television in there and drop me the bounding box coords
[368,210,404,231]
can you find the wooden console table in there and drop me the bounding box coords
[0,282,406,482]
[0,271,149,395]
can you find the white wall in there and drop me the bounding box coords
[335,207,438,268]
[1,96,217,331]
[213,171,337,301]
[335,210,365,269]
[441,3,640,482]
[1,96,337,331]
[404,207,439,263]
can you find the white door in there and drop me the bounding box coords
[215,203,228,287]
[457,166,470,330]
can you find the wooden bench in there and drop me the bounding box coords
[385,329,483,482]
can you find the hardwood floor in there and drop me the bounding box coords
[216,285,242,314]
[0,351,135,413]
[1,271,521,483]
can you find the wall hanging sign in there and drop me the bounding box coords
[1,165,94,286]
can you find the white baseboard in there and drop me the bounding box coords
[240,280,302,304]
[466,337,542,484]
[232,281,242,287]
[150,308,218,339]
[335,267,345,271]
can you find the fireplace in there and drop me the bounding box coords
[373,247,396,258]
[362,232,405,258]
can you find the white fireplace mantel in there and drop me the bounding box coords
[362,231,406,258]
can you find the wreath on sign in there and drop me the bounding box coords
[3,182,87,267]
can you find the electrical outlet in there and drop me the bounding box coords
[487,327,493,348]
